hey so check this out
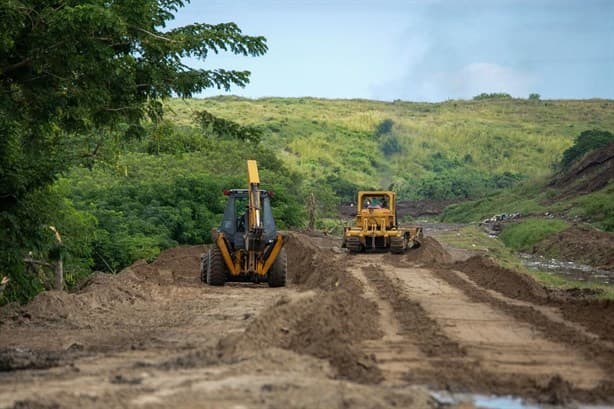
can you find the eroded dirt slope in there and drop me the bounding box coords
[1,233,613,408]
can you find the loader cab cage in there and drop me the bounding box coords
[219,189,278,248]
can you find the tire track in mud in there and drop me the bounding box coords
[346,249,611,404]
[430,265,614,402]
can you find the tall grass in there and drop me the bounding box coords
[499,218,570,251]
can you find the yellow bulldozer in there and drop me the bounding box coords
[343,191,422,253]
[201,160,287,286]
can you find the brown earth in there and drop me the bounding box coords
[549,140,614,198]
[1,233,613,408]
[532,226,614,271]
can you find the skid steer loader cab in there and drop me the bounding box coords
[217,189,278,249]
[201,160,287,287]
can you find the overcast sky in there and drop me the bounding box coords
[172,0,614,102]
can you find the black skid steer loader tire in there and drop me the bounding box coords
[206,247,227,286]
[200,252,209,283]
[268,247,287,288]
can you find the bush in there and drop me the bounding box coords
[473,92,512,100]
[375,119,394,137]
[380,134,402,156]
[560,129,614,170]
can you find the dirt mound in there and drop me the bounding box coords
[285,231,360,292]
[550,140,614,197]
[402,236,453,266]
[230,289,383,384]
[128,244,207,285]
[533,226,614,271]
[449,255,614,345]
[217,232,384,383]
[2,246,206,329]
[453,255,549,301]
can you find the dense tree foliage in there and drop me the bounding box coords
[560,129,614,170]
[0,0,267,302]
[473,92,512,100]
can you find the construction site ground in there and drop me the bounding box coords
[1,231,613,409]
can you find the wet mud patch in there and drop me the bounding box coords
[363,268,465,359]
[453,256,549,302]
[431,266,614,403]
[532,226,614,272]
[364,266,614,403]
[192,232,386,383]
[452,255,614,344]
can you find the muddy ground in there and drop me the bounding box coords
[1,232,613,408]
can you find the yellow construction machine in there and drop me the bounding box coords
[343,191,422,253]
[200,160,287,286]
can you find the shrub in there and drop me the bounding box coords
[375,119,394,137]
[560,129,614,170]
[473,92,512,100]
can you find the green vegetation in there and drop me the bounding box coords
[560,129,614,170]
[0,0,268,303]
[498,218,570,252]
[2,7,614,305]
[166,97,614,203]
[441,125,614,232]
[473,92,513,100]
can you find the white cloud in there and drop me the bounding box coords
[452,62,535,98]
[373,62,535,102]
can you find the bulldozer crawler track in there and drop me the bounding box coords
[346,236,363,253]
[390,235,406,254]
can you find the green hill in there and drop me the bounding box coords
[165,96,614,202]
[4,96,614,303]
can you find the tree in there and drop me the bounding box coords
[560,129,614,170]
[0,0,267,301]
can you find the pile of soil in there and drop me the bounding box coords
[449,255,614,345]
[285,231,360,292]
[402,236,453,266]
[549,140,614,198]
[230,289,383,384]
[220,232,384,384]
[453,255,549,301]
[532,226,614,271]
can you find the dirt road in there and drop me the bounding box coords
[1,232,613,408]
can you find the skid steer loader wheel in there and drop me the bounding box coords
[268,247,287,287]
[206,247,227,286]
[199,252,209,283]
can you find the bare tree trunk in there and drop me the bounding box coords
[308,193,316,231]
[49,226,64,291]
[54,258,64,291]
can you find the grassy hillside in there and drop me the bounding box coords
[7,96,613,304]
[165,96,614,202]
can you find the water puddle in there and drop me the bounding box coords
[431,391,614,409]
[520,254,613,285]
[431,391,539,409]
